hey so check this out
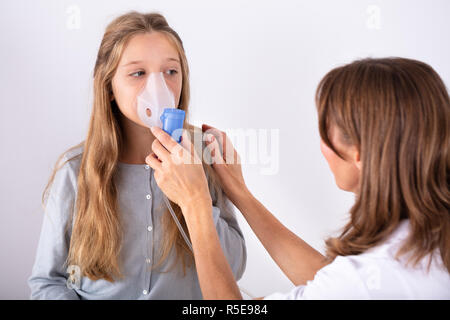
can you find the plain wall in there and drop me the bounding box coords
[1,0,449,299]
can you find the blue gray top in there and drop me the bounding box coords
[28,146,246,299]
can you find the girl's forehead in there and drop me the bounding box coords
[120,32,179,64]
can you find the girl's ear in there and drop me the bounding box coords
[109,83,115,101]
[353,148,362,171]
[347,144,362,170]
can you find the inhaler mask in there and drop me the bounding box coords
[137,72,175,129]
[137,72,185,142]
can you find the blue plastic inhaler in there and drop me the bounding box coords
[160,108,185,143]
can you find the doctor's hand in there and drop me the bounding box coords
[202,124,249,205]
[145,126,212,213]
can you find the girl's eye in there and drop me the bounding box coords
[165,69,178,76]
[130,71,145,77]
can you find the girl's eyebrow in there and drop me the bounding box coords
[121,60,143,67]
[166,57,180,64]
[121,57,180,68]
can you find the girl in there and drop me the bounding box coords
[147,57,450,299]
[28,11,246,299]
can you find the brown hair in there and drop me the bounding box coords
[316,57,450,272]
[42,11,226,282]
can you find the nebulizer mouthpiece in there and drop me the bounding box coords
[137,72,191,249]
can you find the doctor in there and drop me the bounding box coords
[145,57,450,299]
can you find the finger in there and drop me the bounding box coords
[203,125,241,166]
[145,153,162,171]
[202,125,226,152]
[204,133,215,157]
[152,139,171,162]
[202,124,222,140]
[205,136,225,166]
[204,131,216,149]
[150,126,178,154]
[202,123,215,132]
[202,124,223,139]
[202,124,238,165]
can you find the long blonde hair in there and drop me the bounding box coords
[42,11,226,282]
[316,57,450,272]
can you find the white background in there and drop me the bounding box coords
[0,0,449,299]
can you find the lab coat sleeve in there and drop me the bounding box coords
[264,255,371,300]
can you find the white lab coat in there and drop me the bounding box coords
[264,220,450,299]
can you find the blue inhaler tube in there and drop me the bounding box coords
[160,108,185,142]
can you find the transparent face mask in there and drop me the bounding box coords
[136,72,176,129]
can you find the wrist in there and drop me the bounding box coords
[228,185,252,209]
[182,198,214,230]
[180,194,212,216]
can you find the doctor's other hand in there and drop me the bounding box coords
[146,126,212,213]
[202,124,249,205]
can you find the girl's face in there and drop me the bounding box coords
[320,125,361,193]
[111,32,182,127]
